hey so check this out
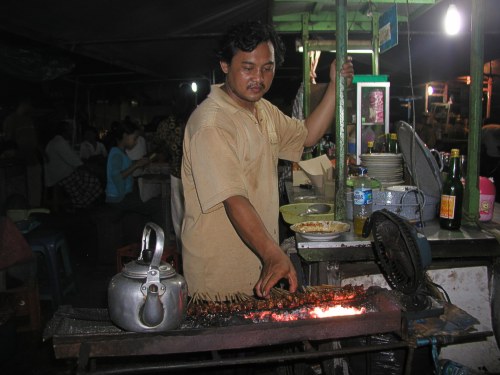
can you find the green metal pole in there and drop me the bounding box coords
[302,13,310,117]
[334,0,347,220]
[463,0,484,225]
[371,15,380,75]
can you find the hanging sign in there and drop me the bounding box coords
[379,4,398,54]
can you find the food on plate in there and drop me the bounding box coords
[291,221,350,234]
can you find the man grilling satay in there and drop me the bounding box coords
[181,20,354,299]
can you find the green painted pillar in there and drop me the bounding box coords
[463,0,484,225]
[334,0,347,220]
[371,15,380,75]
[302,13,310,117]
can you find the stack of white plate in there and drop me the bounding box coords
[360,153,404,187]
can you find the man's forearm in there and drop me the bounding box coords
[223,195,280,262]
[303,82,336,146]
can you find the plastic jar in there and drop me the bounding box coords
[479,176,496,222]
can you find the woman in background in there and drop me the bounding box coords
[80,126,107,184]
[44,121,103,211]
[105,121,162,223]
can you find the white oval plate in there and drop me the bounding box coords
[386,185,418,192]
[299,232,343,241]
[291,221,350,241]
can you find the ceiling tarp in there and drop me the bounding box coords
[0,0,499,90]
[0,0,271,82]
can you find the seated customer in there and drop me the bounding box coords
[125,121,148,177]
[80,126,107,184]
[105,121,162,224]
[44,121,103,210]
[80,127,108,161]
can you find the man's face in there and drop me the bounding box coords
[220,41,276,109]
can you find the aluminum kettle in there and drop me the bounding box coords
[108,222,188,332]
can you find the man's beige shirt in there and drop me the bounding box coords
[182,85,308,298]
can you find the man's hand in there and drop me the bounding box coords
[254,249,298,298]
[303,56,355,147]
[330,57,354,86]
[223,195,298,298]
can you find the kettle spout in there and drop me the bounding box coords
[141,284,164,327]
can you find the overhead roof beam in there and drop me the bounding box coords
[273,0,436,4]
[272,0,438,32]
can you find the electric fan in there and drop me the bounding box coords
[363,209,444,318]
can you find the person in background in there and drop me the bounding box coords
[124,117,148,178]
[44,121,103,211]
[154,86,195,256]
[80,126,108,185]
[2,98,43,207]
[105,121,162,223]
[181,20,354,299]
[80,127,108,160]
[102,121,120,153]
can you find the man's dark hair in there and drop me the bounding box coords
[216,20,286,67]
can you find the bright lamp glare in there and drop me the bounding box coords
[427,86,434,96]
[444,4,461,36]
[191,82,198,93]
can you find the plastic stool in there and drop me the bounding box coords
[27,230,77,307]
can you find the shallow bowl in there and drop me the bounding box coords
[279,203,334,225]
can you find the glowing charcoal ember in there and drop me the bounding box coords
[243,304,366,323]
[309,305,366,318]
[183,285,374,329]
[244,310,303,323]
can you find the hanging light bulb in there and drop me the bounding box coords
[427,85,434,96]
[444,3,461,36]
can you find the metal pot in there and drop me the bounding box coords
[108,222,188,332]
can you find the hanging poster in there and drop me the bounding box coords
[379,4,398,54]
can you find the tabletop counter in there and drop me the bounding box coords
[285,181,500,268]
[285,181,500,371]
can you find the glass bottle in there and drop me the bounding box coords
[389,133,399,153]
[367,141,374,154]
[353,167,373,236]
[439,148,463,230]
[378,134,388,153]
[315,137,325,156]
[302,147,313,160]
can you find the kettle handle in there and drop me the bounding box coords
[139,222,165,269]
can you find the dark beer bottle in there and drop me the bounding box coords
[439,148,463,230]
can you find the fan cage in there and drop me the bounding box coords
[371,210,425,295]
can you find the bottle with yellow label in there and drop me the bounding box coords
[439,148,463,230]
[367,141,374,154]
